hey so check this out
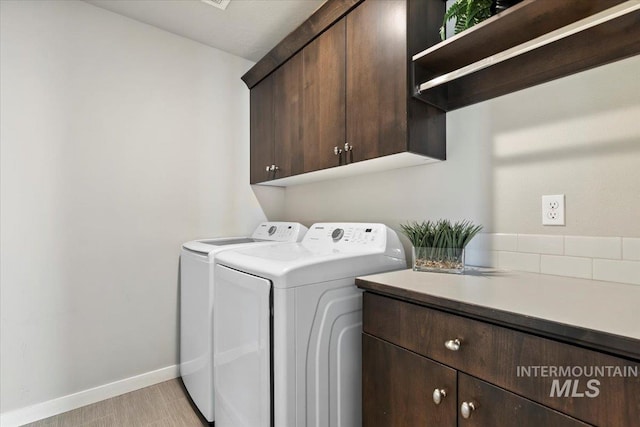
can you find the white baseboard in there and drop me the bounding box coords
[0,364,179,427]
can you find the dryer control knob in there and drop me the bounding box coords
[268,226,277,235]
[332,228,344,242]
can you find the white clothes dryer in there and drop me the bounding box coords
[213,223,406,427]
[179,222,307,422]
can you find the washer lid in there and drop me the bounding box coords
[182,222,308,255]
[198,238,258,246]
[215,223,407,288]
[183,238,258,254]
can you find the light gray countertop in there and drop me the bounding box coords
[356,268,640,358]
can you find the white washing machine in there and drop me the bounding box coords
[213,223,406,427]
[180,222,307,423]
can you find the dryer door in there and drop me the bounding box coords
[214,264,272,427]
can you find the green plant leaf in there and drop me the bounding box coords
[441,0,494,39]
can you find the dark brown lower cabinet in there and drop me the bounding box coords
[457,373,589,427]
[363,334,456,426]
[363,334,589,427]
[362,292,640,426]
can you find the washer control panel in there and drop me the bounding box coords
[251,222,307,242]
[303,223,387,251]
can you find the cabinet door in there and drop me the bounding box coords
[250,74,274,184]
[458,373,590,427]
[346,0,407,163]
[273,52,304,179]
[302,18,346,173]
[362,333,456,427]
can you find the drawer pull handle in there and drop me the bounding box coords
[432,388,446,405]
[460,401,476,419]
[444,338,461,351]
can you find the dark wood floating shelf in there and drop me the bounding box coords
[413,0,640,111]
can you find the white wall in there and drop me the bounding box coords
[0,0,279,416]
[283,55,640,239]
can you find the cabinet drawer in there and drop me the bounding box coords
[458,373,589,426]
[363,292,640,427]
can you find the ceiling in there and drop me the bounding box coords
[84,0,326,62]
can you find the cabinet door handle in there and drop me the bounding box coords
[460,401,476,419]
[344,142,353,151]
[444,339,461,351]
[265,165,279,177]
[334,146,343,155]
[432,388,447,405]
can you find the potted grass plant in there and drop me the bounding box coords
[400,219,482,274]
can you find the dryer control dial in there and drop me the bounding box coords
[332,228,345,242]
[268,226,277,236]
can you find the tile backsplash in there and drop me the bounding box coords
[466,234,640,286]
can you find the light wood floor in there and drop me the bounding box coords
[22,379,209,427]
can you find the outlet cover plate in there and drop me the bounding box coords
[542,194,565,226]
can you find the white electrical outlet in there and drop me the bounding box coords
[542,194,565,226]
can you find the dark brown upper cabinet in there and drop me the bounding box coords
[346,0,407,162]
[249,20,346,184]
[346,0,445,163]
[249,74,274,184]
[245,0,446,185]
[273,52,304,180]
[241,0,361,90]
[302,18,347,173]
[344,0,446,166]
[246,0,359,184]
